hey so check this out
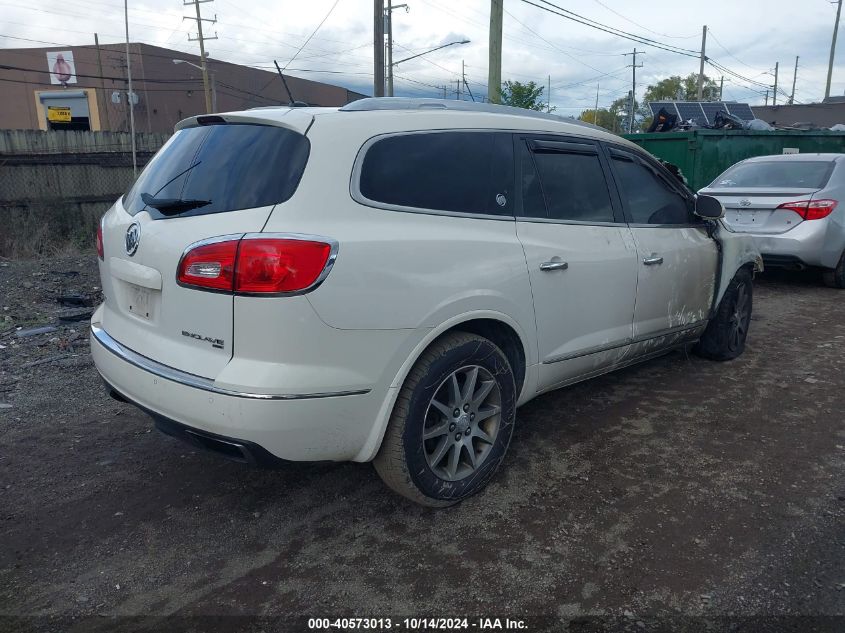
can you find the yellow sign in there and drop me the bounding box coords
[47,106,72,122]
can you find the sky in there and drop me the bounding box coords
[2,0,843,115]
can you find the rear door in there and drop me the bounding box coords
[606,146,718,339]
[700,159,835,234]
[99,120,310,378]
[514,135,638,391]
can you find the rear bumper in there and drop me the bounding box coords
[103,378,288,467]
[749,220,844,269]
[91,320,385,462]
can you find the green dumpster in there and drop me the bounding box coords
[622,129,845,191]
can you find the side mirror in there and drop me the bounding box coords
[695,194,725,219]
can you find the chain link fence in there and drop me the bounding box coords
[0,130,168,258]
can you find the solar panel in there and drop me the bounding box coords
[677,102,706,124]
[724,103,755,120]
[701,102,727,123]
[647,101,756,126]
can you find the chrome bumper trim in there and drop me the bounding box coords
[90,323,371,401]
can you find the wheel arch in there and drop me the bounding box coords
[352,311,534,462]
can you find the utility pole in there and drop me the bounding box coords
[547,75,551,112]
[772,61,779,106]
[825,0,842,100]
[697,25,707,100]
[594,83,600,125]
[764,89,769,106]
[384,3,409,97]
[374,0,385,96]
[789,56,799,104]
[184,0,217,114]
[719,76,724,100]
[123,0,136,176]
[459,60,465,100]
[488,0,503,103]
[94,33,111,130]
[623,48,643,133]
[386,0,393,97]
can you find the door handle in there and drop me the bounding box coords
[642,254,664,266]
[540,260,569,271]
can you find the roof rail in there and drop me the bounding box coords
[340,97,600,129]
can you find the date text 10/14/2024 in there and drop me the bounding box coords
[308,618,528,630]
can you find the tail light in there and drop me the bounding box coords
[177,234,336,295]
[177,238,239,291]
[776,199,838,221]
[96,219,104,260]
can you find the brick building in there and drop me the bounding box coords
[0,42,367,133]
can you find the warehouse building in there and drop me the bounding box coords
[0,42,367,133]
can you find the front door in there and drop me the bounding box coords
[514,136,639,392]
[606,146,718,340]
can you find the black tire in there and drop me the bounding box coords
[694,267,753,361]
[373,332,517,507]
[822,250,845,289]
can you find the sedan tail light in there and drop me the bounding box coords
[177,235,336,295]
[776,199,838,221]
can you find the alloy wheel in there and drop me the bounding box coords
[422,365,502,481]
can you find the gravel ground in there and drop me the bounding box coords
[1,255,844,633]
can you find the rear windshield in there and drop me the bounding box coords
[712,160,833,189]
[123,124,309,219]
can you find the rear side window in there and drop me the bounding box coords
[520,141,615,223]
[123,124,310,219]
[611,156,692,225]
[358,132,513,216]
[712,160,834,189]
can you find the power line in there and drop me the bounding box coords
[588,0,699,39]
[282,0,343,71]
[519,0,700,58]
[706,28,760,71]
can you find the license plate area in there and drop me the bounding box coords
[729,210,760,225]
[125,283,154,321]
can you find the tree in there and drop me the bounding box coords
[578,107,624,132]
[643,73,720,103]
[500,80,554,112]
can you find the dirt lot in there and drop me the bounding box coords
[1,254,844,632]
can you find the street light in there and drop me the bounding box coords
[173,58,216,112]
[391,39,470,68]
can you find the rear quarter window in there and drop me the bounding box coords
[357,131,514,216]
[123,124,310,219]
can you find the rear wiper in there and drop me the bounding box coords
[140,192,211,215]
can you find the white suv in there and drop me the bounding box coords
[91,98,761,506]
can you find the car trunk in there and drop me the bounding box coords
[99,202,272,378]
[97,112,313,379]
[702,187,820,234]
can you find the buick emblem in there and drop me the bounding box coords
[125,222,141,256]
[739,199,752,207]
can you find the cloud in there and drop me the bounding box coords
[1,0,843,110]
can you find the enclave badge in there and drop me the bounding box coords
[125,222,141,256]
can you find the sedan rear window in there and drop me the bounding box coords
[123,124,310,219]
[713,160,834,189]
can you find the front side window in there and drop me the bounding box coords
[519,141,615,223]
[358,132,513,216]
[611,155,693,225]
[123,124,310,220]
